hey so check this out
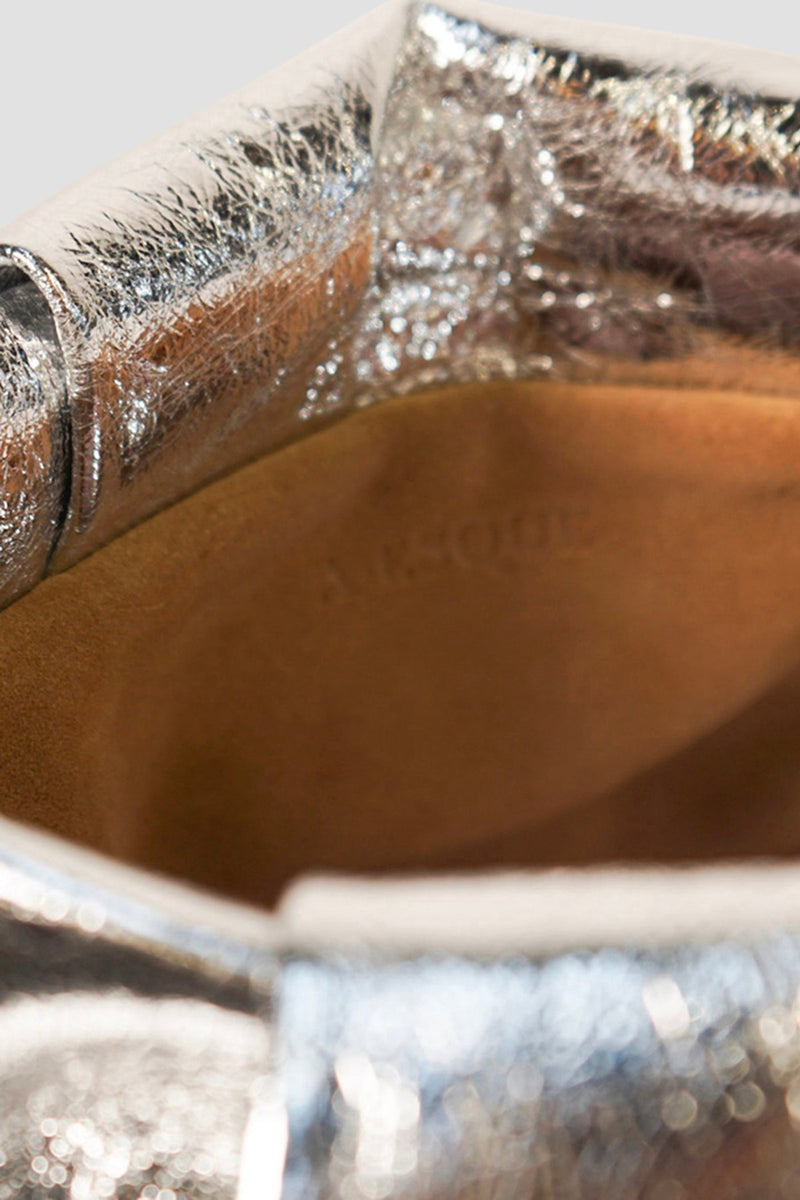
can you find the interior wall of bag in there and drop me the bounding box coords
[0,377,800,907]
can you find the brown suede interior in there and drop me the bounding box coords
[2,378,800,906]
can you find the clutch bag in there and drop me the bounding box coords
[1,2,800,1196]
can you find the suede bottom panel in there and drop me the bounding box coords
[2,379,800,905]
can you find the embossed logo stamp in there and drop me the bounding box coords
[322,505,598,603]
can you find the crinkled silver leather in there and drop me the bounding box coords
[1,3,800,1198]
[10,835,800,1198]
[279,942,800,1200]
[1,0,800,600]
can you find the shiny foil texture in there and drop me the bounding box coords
[1,0,800,601]
[0,3,800,1200]
[279,944,800,1200]
[12,849,800,1198]
[0,823,278,1200]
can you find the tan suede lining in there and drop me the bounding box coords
[2,379,800,906]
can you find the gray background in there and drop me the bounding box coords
[0,0,796,228]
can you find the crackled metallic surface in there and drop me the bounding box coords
[328,3,800,414]
[13,831,800,1198]
[0,1,799,603]
[2,69,375,568]
[0,278,66,605]
[0,823,279,1200]
[278,943,800,1200]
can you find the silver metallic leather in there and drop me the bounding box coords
[0,819,280,1199]
[279,942,800,1200]
[2,3,800,1199]
[1,0,800,601]
[0,278,67,601]
[10,831,800,1198]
